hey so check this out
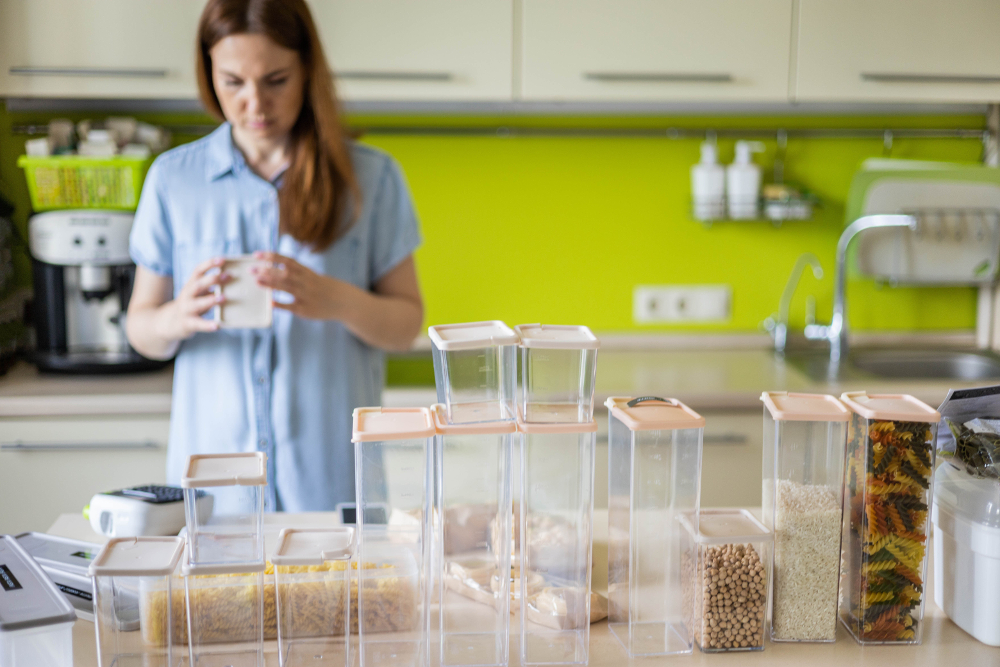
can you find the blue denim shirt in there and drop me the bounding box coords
[129,123,421,511]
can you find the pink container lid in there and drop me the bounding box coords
[840,391,941,423]
[514,324,600,350]
[761,391,850,422]
[605,396,705,430]
[516,417,598,435]
[428,321,519,351]
[88,537,185,577]
[431,404,517,435]
[181,452,267,489]
[352,407,435,442]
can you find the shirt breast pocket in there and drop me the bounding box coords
[173,239,242,296]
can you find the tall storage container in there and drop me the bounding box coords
[91,536,186,667]
[352,407,434,667]
[606,396,703,657]
[839,392,940,645]
[182,452,267,566]
[0,534,76,667]
[761,392,850,642]
[517,418,597,666]
[514,325,599,424]
[182,560,266,666]
[430,321,518,424]
[431,404,513,667]
[273,528,355,667]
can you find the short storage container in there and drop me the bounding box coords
[681,510,772,653]
[514,325,599,424]
[182,560,266,666]
[182,452,267,566]
[430,321,518,424]
[761,392,849,642]
[90,536,186,667]
[839,391,940,645]
[605,396,704,657]
[0,534,76,667]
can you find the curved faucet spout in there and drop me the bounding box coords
[769,253,824,353]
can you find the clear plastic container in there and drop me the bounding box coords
[273,528,355,667]
[431,404,514,667]
[605,396,704,657]
[181,560,266,666]
[0,535,76,667]
[680,509,772,653]
[430,321,518,424]
[517,418,597,666]
[839,391,940,645]
[514,324,599,424]
[90,536,186,667]
[352,407,434,667]
[181,452,267,566]
[761,392,849,643]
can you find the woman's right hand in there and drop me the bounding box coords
[159,257,230,340]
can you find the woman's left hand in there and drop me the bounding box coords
[251,251,349,321]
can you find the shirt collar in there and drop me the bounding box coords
[204,122,237,181]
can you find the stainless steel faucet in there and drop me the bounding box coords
[764,253,823,353]
[804,214,918,363]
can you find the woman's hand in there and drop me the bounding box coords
[251,251,346,321]
[161,257,230,339]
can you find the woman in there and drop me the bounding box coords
[126,0,423,511]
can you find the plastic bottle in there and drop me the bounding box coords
[691,141,725,221]
[726,140,765,219]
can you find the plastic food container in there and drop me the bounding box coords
[761,391,849,642]
[0,534,77,667]
[933,461,1000,646]
[517,418,597,666]
[431,404,514,667]
[352,407,433,667]
[90,536,185,667]
[430,321,518,424]
[182,560,266,665]
[273,528,355,667]
[182,452,266,566]
[839,391,940,645]
[514,324,599,424]
[16,531,102,621]
[605,396,704,657]
[680,509,772,653]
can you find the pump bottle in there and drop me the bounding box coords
[691,141,725,221]
[727,140,765,219]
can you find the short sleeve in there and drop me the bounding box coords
[129,159,174,277]
[368,157,421,284]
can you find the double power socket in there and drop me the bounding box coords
[633,285,732,324]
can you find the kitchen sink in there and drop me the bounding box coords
[785,348,1000,383]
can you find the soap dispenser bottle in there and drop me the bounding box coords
[727,140,765,219]
[691,141,725,221]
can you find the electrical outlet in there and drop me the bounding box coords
[633,285,732,324]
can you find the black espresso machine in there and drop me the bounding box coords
[28,210,166,373]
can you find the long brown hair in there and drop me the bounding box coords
[196,0,359,250]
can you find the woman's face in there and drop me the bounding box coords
[210,33,306,142]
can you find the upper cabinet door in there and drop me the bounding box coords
[519,0,793,102]
[310,0,513,102]
[795,0,1000,102]
[0,0,203,98]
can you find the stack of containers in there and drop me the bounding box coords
[513,324,599,667]
[606,396,704,657]
[838,392,940,645]
[761,392,849,643]
[429,321,518,667]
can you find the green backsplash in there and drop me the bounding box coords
[0,104,986,341]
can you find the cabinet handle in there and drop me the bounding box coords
[336,70,453,82]
[703,434,748,445]
[584,72,732,83]
[9,66,168,78]
[861,72,1000,84]
[1,441,160,452]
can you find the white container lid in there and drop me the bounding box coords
[934,462,1000,530]
[181,452,267,489]
[514,324,600,350]
[0,535,77,632]
[88,537,185,577]
[516,417,598,435]
[352,407,435,443]
[605,396,705,430]
[16,532,101,578]
[431,404,517,435]
[761,391,850,422]
[181,559,267,576]
[840,391,940,423]
[680,509,773,546]
[272,528,355,565]
[428,321,519,351]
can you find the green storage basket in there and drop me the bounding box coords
[17,154,153,211]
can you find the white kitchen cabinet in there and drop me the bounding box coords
[795,0,1000,103]
[309,0,513,102]
[519,0,793,102]
[0,416,169,535]
[0,0,204,98]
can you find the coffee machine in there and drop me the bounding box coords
[29,210,166,373]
